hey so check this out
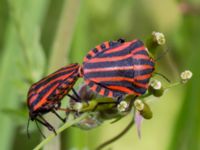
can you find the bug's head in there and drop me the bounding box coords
[26,111,47,139]
[27,110,37,139]
[29,110,38,121]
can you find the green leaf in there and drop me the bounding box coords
[0,0,49,149]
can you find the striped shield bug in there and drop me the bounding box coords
[27,63,81,137]
[81,39,155,100]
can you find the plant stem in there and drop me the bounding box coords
[165,81,182,89]
[95,117,135,150]
[34,113,88,150]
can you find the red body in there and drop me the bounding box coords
[82,39,155,98]
[27,63,80,118]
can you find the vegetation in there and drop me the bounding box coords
[0,0,199,150]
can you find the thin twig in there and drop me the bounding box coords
[95,117,135,150]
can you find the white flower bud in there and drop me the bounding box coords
[134,99,144,111]
[150,79,162,90]
[117,101,128,112]
[152,31,166,45]
[73,102,83,112]
[180,70,192,82]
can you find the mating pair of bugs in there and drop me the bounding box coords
[27,38,155,136]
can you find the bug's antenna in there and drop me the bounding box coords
[27,118,31,139]
[155,47,170,62]
[35,120,46,139]
[154,72,171,83]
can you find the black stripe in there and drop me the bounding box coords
[28,93,36,102]
[134,50,149,56]
[83,57,134,69]
[133,58,155,67]
[87,80,94,87]
[113,91,125,97]
[109,41,121,48]
[84,69,135,79]
[93,41,146,59]
[104,88,109,96]
[135,78,150,84]
[48,74,78,99]
[117,38,126,43]
[53,63,78,73]
[100,80,147,94]
[87,80,126,98]
[30,72,78,108]
[85,67,153,80]
[84,59,154,76]
[30,80,61,108]
[86,54,92,60]
[100,43,106,49]
[134,68,154,77]
[95,86,101,93]
[93,48,98,53]
[31,68,78,92]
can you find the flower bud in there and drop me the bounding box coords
[180,70,192,83]
[72,102,83,112]
[152,31,166,45]
[134,99,152,119]
[148,79,164,97]
[134,99,144,111]
[117,101,128,112]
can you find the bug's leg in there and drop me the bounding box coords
[35,119,47,138]
[51,109,66,123]
[116,95,123,104]
[126,96,138,112]
[38,114,57,135]
[56,107,72,122]
[67,93,80,102]
[72,88,81,101]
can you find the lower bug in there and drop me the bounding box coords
[27,63,82,137]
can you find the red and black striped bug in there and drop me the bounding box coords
[27,63,82,137]
[81,39,155,101]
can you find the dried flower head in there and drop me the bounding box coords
[180,70,193,83]
[75,112,103,130]
[134,99,144,111]
[150,79,162,90]
[117,101,128,112]
[152,31,166,45]
[73,102,83,112]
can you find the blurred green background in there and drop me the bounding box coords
[0,0,200,150]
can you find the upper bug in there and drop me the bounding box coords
[27,63,81,136]
[81,39,155,99]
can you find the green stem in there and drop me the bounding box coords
[34,113,88,150]
[165,81,182,89]
[95,117,135,150]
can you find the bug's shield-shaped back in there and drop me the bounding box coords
[83,40,155,98]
